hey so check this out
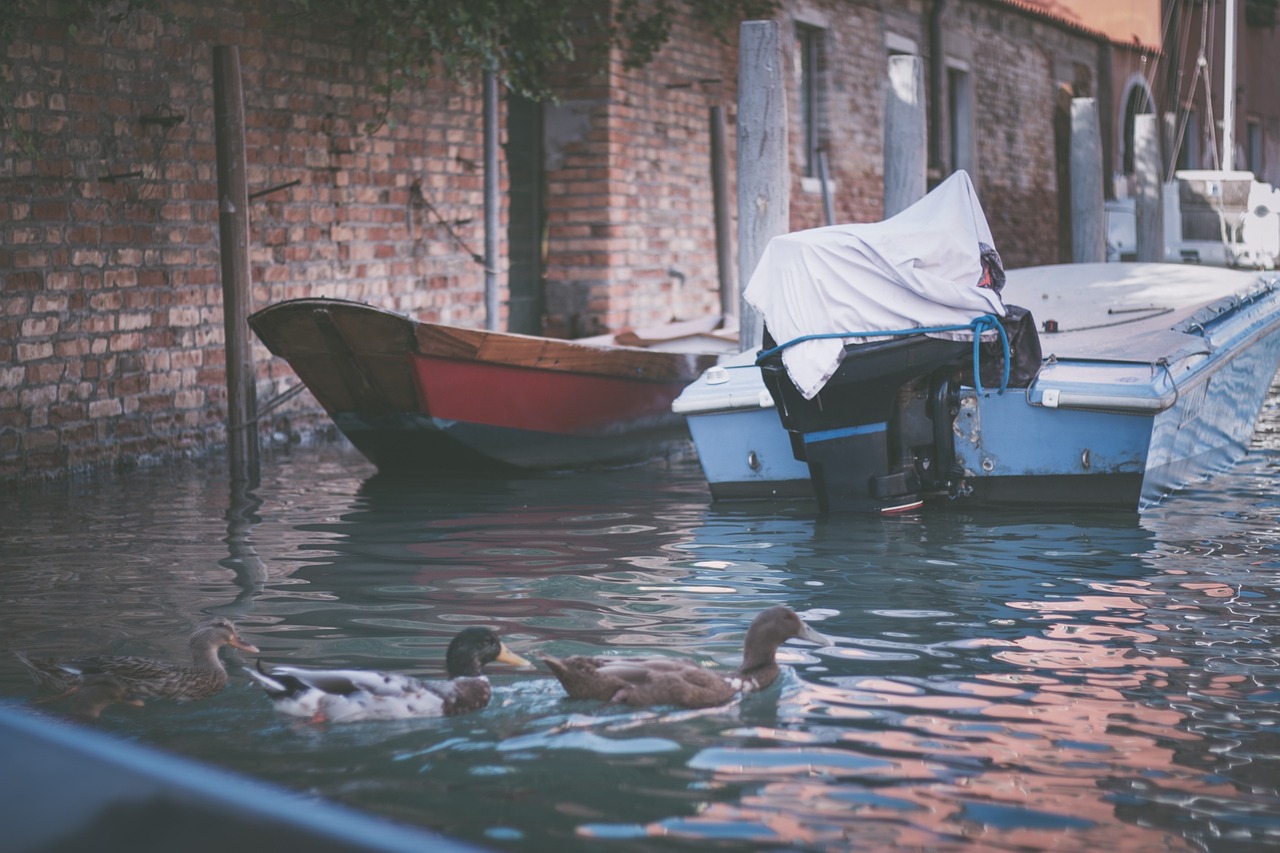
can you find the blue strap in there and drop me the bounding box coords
[756,313,1010,395]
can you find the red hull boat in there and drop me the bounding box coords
[248,299,732,471]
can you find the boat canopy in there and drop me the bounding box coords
[744,170,1007,399]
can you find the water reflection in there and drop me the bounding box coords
[3,411,1280,851]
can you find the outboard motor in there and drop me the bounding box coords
[758,331,971,513]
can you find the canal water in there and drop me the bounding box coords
[3,392,1280,852]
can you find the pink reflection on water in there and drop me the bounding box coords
[597,572,1232,850]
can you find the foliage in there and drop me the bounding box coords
[620,0,780,68]
[2,0,780,145]
[272,0,780,129]
[3,0,163,154]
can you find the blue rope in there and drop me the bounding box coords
[756,313,1010,395]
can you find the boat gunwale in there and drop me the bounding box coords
[249,297,719,384]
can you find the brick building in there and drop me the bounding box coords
[2,0,1134,481]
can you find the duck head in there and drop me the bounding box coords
[193,617,260,655]
[740,606,832,673]
[445,627,532,678]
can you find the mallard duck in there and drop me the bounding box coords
[245,627,532,723]
[541,605,831,709]
[14,616,259,702]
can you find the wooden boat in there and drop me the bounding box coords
[248,298,735,472]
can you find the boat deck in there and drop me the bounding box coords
[1005,262,1272,365]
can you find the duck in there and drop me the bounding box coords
[14,616,259,702]
[245,626,532,723]
[541,605,831,709]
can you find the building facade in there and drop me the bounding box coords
[2,0,1129,481]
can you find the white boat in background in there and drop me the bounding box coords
[677,173,1280,513]
[1109,172,1280,269]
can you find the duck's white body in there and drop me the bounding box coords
[246,627,530,724]
[246,665,479,723]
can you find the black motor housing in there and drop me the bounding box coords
[758,332,971,513]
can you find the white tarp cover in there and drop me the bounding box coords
[744,170,1007,399]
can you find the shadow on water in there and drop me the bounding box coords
[5,434,1280,851]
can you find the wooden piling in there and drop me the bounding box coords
[737,20,789,351]
[709,105,735,322]
[1070,97,1106,263]
[213,45,259,483]
[1134,113,1164,262]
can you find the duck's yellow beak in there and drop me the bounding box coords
[496,643,533,668]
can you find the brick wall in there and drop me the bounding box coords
[786,0,888,230]
[540,12,739,337]
[943,2,1101,267]
[1,0,491,480]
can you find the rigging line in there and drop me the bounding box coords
[1141,0,1180,109]
[1163,4,1196,176]
[1200,0,1221,171]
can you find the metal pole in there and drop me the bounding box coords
[737,20,789,351]
[709,105,735,322]
[213,45,259,483]
[483,69,500,330]
[1222,0,1237,172]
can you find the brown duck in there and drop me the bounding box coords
[542,606,832,709]
[14,616,259,702]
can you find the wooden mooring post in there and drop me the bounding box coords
[1070,97,1106,263]
[1134,113,1164,262]
[737,20,789,351]
[709,105,735,321]
[213,45,259,483]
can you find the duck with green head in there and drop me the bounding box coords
[246,626,532,723]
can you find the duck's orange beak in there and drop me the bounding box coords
[230,635,260,654]
[496,643,533,668]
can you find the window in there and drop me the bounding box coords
[796,24,824,178]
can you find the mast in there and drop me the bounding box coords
[1222,0,1236,171]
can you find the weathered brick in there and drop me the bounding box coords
[88,398,124,419]
[21,316,59,337]
[0,367,26,389]
[17,342,54,361]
